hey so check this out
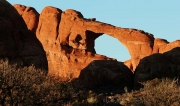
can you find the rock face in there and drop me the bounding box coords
[0,0,47,71]
[34,6,113,79]
[152,38,169,53]
[57,11,155,71]
[13,3,180,79]
[14,5,155,78]
[13,4,39,33]
[152,38,180,53]
[134,47,180,88]
[77,60,133,89]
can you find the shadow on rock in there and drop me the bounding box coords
[74,60,134,94]
[0,0,48,74]
[134,47,180,89]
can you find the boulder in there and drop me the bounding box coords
[134,47,180,88]
[77,60,133,89]
[0,0,47,71]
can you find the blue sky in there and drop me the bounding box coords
[8,0,180,61]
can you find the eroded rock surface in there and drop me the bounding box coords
[13,4,39,33]
[35,7,113,78]
[14,4,180,79]
[152,38,180,53]
[0,1,47,71]
[15,5,154,78]
[59,10,155,70]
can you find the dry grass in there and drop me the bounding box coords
[0,60,180,106]
[0,60,76,105]
[118,78,180,106]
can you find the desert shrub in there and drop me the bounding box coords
[118,78,180,106]
[1,59,180,106]
[0,60,76,105]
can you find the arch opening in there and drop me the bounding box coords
[95,34,130,62]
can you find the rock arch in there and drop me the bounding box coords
[15,5,156,78]
[58,9,155,71]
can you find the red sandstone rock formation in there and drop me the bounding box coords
[159,40,180,53]
[38,7,155,78]
[34,6,113,78]
[152,38,180,54]
[14,5,154,77]
[0,0,47,70]
[152,38,169,53]
[13,4,180,79]
[13,4,39,33]
[124,59,133,71]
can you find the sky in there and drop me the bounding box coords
[7,0,180,62]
